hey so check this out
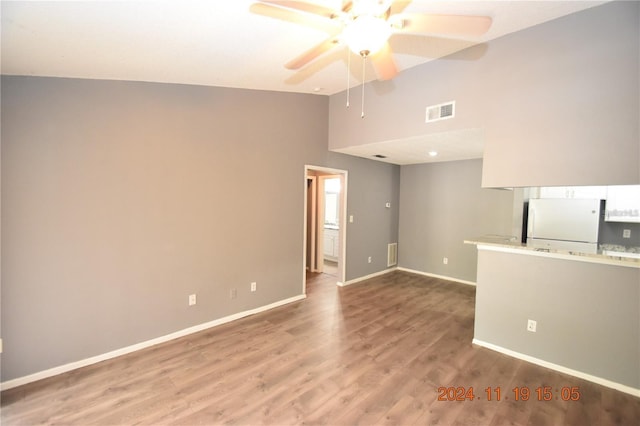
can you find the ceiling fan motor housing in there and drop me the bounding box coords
[342,15,392,56]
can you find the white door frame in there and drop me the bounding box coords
[303,165,348,293]
[306,176,318,272]
[316,174,343,273]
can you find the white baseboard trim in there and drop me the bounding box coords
[339,267,397,286]
[472,338,640,398]
[397,267,476,286]
[1,294,306,391]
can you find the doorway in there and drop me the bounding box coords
[303,166,348,293]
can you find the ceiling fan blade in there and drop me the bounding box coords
[285,48,347,85]
[391,33,487,61]
[370,42,398,80]
[257,0,340,19]
[285,37,341,70]
[392,13,492,36]
[250,3,342,34]
[389,0,412,15]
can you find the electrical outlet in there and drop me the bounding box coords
[443,257,448,265]
[623,229,631,239]
[188,294,196,306]
[367,256,372,263]
[251,282,257,292]
[527,319,537,333]
[230,288,237,299]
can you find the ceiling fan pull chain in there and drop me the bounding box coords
[361,54,366,118]
[346,51,351,108]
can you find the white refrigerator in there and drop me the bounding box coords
[526,198,602,253]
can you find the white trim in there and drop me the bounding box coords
[303,165,348,288]
[338,172,348,285]
[302,170,311,294]
[340,267,477,287]
[304,165,349,176]
[340,267,397,286]
[317,175,327,271]
[472,338,640,398]
[397,267,476,286]
[317,174,345,273]
[308,175,317,272]
[0,294,306,391]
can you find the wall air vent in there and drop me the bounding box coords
[387,243,398,267]
[426,101,455,123]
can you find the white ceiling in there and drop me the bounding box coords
[334,128,487,165]
[1,0,610,164]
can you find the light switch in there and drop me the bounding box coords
[349,215,353,223]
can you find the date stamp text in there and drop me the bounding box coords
[437,386,581,402]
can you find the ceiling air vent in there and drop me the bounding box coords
[426,101,455,123]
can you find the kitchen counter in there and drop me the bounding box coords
[465,235,640,268]
[469,235,640,394]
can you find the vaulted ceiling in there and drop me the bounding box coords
[2,1,613,165]
[2,1,609,96]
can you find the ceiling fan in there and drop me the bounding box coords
[250,0,493,81]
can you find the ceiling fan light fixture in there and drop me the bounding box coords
[343,15,392,56]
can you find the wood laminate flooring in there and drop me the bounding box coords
[2,270,639,425]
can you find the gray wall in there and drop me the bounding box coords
[475,248,640,389]
[481,0,639,187]
[329,1,640,187]
[600,221,640,247]
[398,159,514,282]
[0,76,399,382]
[327,152,400,281]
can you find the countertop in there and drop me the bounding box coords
[465,235,640,268]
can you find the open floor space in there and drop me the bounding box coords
[2,271,638,425]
